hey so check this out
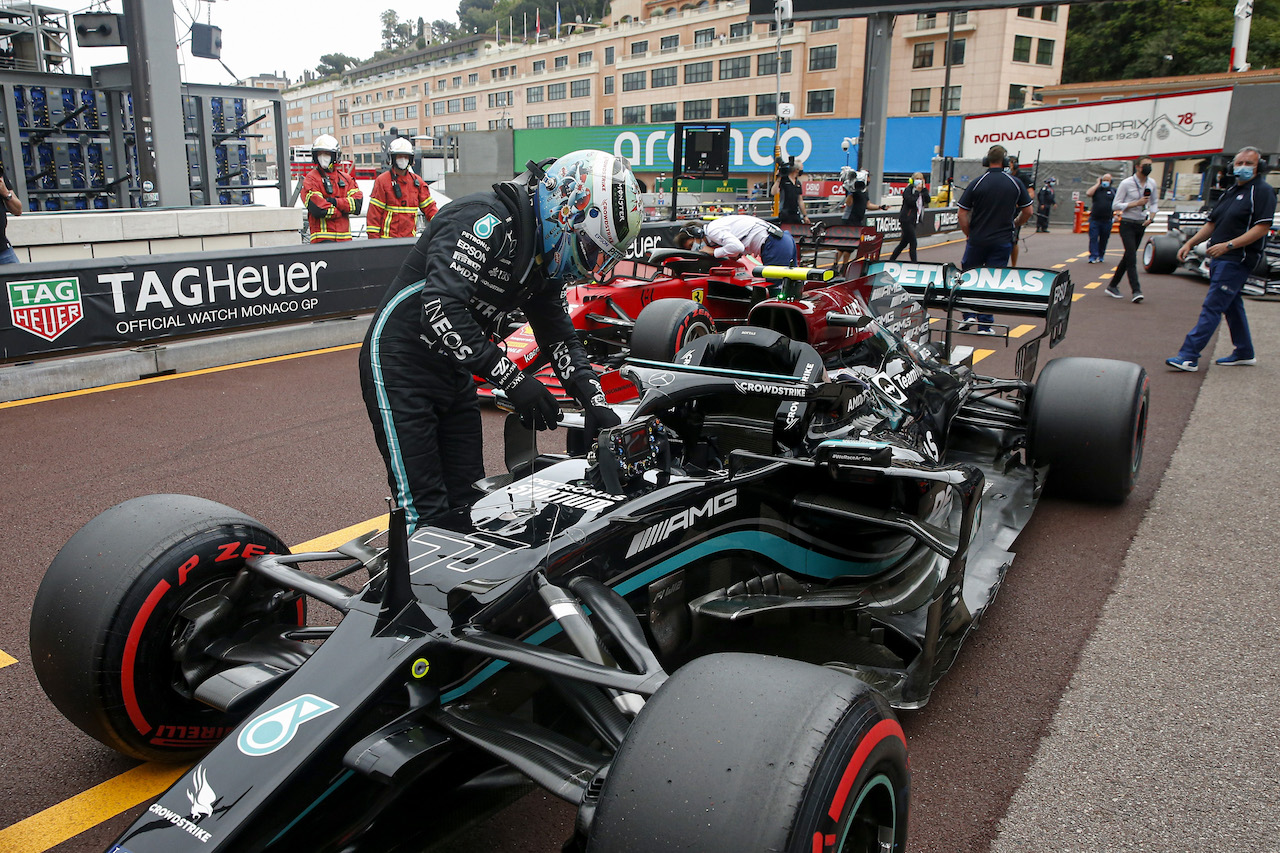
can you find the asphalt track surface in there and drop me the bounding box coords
[2,229,1276,852]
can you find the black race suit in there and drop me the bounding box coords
[358,177,596,531]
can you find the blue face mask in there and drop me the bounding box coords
[1101,181,1111,188]
[1234,165,1255,182]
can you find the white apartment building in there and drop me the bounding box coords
[281,0,1068,177]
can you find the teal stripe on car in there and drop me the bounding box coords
[439,529,897,703]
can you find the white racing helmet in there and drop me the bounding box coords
[536,150,641,281]
[312,134,340,171]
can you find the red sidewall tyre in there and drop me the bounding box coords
[31,495,300,761]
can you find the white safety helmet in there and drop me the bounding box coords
[312,134,340,171]
[389,137,414,169]
[536,150,641,281]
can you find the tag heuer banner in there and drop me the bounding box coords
[1,240,411,362]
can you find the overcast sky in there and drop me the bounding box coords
[37,1,462,85]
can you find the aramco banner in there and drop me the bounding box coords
[962,88,1232,162]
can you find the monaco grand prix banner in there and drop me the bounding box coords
[962,88,1232,162]
[1,239,413,361]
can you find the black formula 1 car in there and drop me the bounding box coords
[30,259,1149,853]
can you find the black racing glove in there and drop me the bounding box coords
[584,403,622,444]
[567,372,621,443]
[507,374,561,431]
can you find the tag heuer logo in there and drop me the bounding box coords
[7,277,84,342]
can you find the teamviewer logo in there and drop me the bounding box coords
[7,276,84,342]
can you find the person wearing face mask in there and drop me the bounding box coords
[1165,146,1275,372]
[303,135,363,242]
[674,214,798,267]
[888,172,929,262]
[1105,156,1159,302]
[1085,173,1116,263]
[835,168,882,271]
[367,138,438,239]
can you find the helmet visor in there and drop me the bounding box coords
[576,230,625,279]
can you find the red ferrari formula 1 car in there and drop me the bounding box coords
[484,224,884,402]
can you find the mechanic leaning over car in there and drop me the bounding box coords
[1165,146,1276,373]
[675,214,798,267]
[358,150,638,531]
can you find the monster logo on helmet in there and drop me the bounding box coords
[536,150,641,282]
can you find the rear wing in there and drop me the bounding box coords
[864,260,1073,381]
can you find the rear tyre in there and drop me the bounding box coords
[1029,357,1149,502]
[30,494,301,761]
[629,298,715,363]
[1143,235,1180,274]
[587,653,909,853]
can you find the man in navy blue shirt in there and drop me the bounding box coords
[1166,146,1276,371]
[1085,172,1116,263]
[957,145,1033,330]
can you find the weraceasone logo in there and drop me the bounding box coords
[7,276,83,341]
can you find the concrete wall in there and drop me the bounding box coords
[1224,84,1280,154]
[445,129,518,199]
[7,206,304,263]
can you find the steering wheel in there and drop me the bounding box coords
[592,416,672,495]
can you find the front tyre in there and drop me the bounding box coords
[587,653,909,853]
[1143,236,1180,274]
[1029,357,1149,502]
[629,298,715,363]
[30,495,302,761]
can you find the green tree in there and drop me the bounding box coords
[1063,0,1280,83]
[315,52,358,77]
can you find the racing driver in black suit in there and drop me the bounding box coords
[359,150,641,531]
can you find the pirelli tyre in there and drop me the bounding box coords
[1028,357,1150,503]
[30,494,303,762]
[587,653,909,853]
[1143,235,1181,274]
[629,298,715,363]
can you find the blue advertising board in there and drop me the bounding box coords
[513,116,963,175]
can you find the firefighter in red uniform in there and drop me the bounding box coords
[367,138,438,239]
[303,134,363,242]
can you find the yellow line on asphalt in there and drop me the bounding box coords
[0,343,363,410]
[1009,325,1037,338]
[0,519,385,852]
[972,349,995,364]
[1072,294,1085,302]
[1085,282,1102,289]
[0,763,190,853]
[1052,263,1067,268]
[0,649,15,669]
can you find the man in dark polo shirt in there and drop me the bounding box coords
[1165,146,1276,371]
[956,144,1033,330]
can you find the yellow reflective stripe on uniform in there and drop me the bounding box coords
[369,197,390,211]
[383,205,419,214]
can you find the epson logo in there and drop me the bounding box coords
[625,491,738,557]
[734,380,807,397]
